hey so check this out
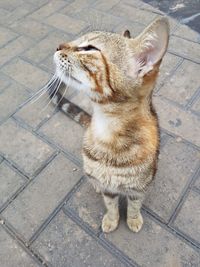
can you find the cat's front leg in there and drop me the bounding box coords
[127,196,143,232]
[102,192,119,233]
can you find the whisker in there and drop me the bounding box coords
[41,72,64,111]
[55,70,71,110]
[30,74,57,104]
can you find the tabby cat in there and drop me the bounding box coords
[51,17,169,233]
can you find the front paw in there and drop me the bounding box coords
[102,213,119,233]
[127,213,143,232]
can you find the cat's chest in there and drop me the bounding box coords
[91,105,115,141]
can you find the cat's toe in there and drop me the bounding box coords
[127,213,143,233]
[102,213,119,233]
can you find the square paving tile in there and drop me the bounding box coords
[2,154,82,241]
[0,26,18,47]
[0,119,55,177]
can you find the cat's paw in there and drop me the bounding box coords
[102,213,119,233]
[127,213,143,233]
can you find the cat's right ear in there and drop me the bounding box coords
[127,17,169,78]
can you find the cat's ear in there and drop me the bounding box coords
[123,30,131,38]
[128,17,169,78]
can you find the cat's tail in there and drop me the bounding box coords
[48,81,91,128]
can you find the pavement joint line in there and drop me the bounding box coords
[168,50,200,64]
[154,56,184,94]
[0,218,50,267]
[63,208,138,267]
[0,33,19,50]
[192,186,200,195]
[185,87,200,110]
[142,208,200,252]
[167,164,200,225]
[160,127,200,151]
[155,56,184,93]
[0,180,30,214]
[28,175,86,245]
[171,33,200,44]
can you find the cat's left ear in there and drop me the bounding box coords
[128,17,169,78]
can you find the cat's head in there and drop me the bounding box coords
[54,17,169,103]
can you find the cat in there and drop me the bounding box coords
[50,17,169,233]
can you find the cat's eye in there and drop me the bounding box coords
[77,45,100,52]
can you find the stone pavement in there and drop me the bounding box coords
[0,0,200,266]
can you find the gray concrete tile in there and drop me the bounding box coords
[158,60,200,105]
[0,226,39,267]
[0,36,33,66]
[0,82,29,122]
[153,96,200,147]
[0,162,25,209]
[0,119,55,176]
[66,180,104,233]
[39,112,84,161]
[2,58,50,92]
[2,154,82,241]
[10,17,53,40]
[172,190,200,244]
[145,137,200,222]
[104,215,200,267]
[0,26,18,47]
[32,210,126,267]
[45,13,88,35]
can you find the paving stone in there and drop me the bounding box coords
[0,226,39,267]
[156,53,181,91]
[0,26,18,47]
[29,0,68,20]
[70,91,93,115]
[0,119,54,176]
[60,0,96,16]
[194,174,200,191]
[0,72,10,92]
[153,96,200,147]
[174,24,200,43]
[191,95,200,115]
[104,215,200,267]
[10,17,53,40]
[110,2,156,24]
[45,13,88,35]
[32,210,126,267]
[66,180,104,232]
[158,60,200,105]
[0,162,26,209]
[93,0,121,12]
[73,8,123,32]
[145,137,200,222]
[0,0,24,11]
[23,31,70,64]
[0,36,33,66]
[2,58,50,92]
[0,82,29,122]
[2,154,82,241]
[0,3,38,26]
[169,35,200,63]
[15,92,55,130]
[173,190,200,244]
[25,0,48,8]
[40,112,84,161]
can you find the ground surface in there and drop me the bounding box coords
[0,0,200,267]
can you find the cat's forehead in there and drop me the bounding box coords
[71,31,125,47]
